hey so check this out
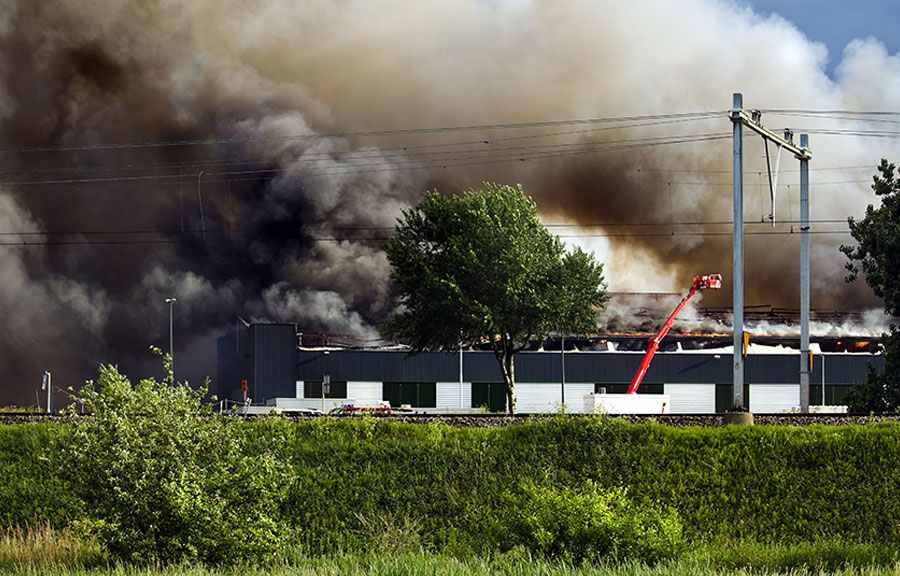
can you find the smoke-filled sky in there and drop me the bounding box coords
[0,0,899,405]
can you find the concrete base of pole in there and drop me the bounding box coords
[723,412,754,426]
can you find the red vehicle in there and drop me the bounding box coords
[627,274,723,394]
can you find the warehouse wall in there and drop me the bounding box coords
[216,324,298,401]
[296,350,883,386]
[219,331,884,412]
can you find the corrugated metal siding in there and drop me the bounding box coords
[564,384,595,413]
[298,350,738,384]
[437,382,470,410]
[287,349,883,412]
[750,384,800,413]
[664,383,716,413]
[251,325,297,402]
[515,383,594,413]
[347,382,381,404]
[216,327,254,401]
[517,383,563,413]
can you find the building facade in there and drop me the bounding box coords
[216,324,883,414]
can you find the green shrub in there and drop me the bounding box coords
[503,481,682,564]
[7,412,900,565]
[60,356,293,564]
[0,423,79,527]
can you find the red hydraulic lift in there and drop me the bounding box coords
[627,274,723,394]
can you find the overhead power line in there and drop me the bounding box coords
[0,225,855,248]
[0,218,851,236]
[760,109,900,116]
[763,113,900,126]
[4,111,726,154]
[0,115,725,173]
[0,239,176,246]
[797,128,900,138]
[0,132,732,186]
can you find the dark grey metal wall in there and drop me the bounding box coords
[217,325,884,407]
[297,350,882,387]
[217,324,298,402]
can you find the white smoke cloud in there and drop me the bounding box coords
[260,283,379,341]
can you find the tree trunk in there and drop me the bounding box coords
[495,338,517,414]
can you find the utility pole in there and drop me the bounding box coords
[560,333,566,409]
[731,93,745,410]
[165,297,177,381]
[41,371,51,413]
[322,350,330,413]
[730,94,812,411]
[800,133,810,412]
[459,335,464,410]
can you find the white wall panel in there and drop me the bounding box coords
[437,382,470,410]
[348,381,382,404]
[517,383,594,413]
[664,383,716,414]
[585,393,671,414]
[272,397,345,411]
[750,384,800,413]
[295,381,303,399]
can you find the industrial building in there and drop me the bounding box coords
[216,323,883,414]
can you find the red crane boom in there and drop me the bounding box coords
[626,274,723,394]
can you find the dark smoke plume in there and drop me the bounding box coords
[0,1,898,404]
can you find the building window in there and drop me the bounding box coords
[382,382,437,408]
[304,380,347,399]
[471,382,506,412]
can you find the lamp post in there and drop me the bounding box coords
[165,297,176,380]
[41,371,51,413]
[322,350,330,413]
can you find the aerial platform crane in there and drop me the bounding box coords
[627,274,723,394]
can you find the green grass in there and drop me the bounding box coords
[0,524,103,570]
[1,527,899,576]
[3,553,900,576]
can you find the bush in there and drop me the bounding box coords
[503,481,682,564]
[7,412,900,564]
[60,355,293,564]
[0,423,80,528]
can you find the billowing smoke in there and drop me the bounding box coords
[0,0,899,403]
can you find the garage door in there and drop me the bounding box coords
[664,383,716,413]
[750,384,800,413]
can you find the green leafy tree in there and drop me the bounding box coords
[385,183,608,413]
[60,350,293,564]
[841,159,900,412]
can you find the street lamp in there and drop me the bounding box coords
[165,297,176,381]
[322,351,330,413]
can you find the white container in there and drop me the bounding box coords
[583,393,671,415]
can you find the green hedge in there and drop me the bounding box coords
[0,423,80,527]
[4,417,900,554]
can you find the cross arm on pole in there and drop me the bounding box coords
[737,111,811,160]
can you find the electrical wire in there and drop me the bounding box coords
[0,114,726,176]
[0,227,854,248]
[760,112,900,126]
[759,109,900,116]
[3,111,726,154]
[0,133,733,186]
[0,218,851,237]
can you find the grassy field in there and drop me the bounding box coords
[3,555,900,576]
[2,527,899,576]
